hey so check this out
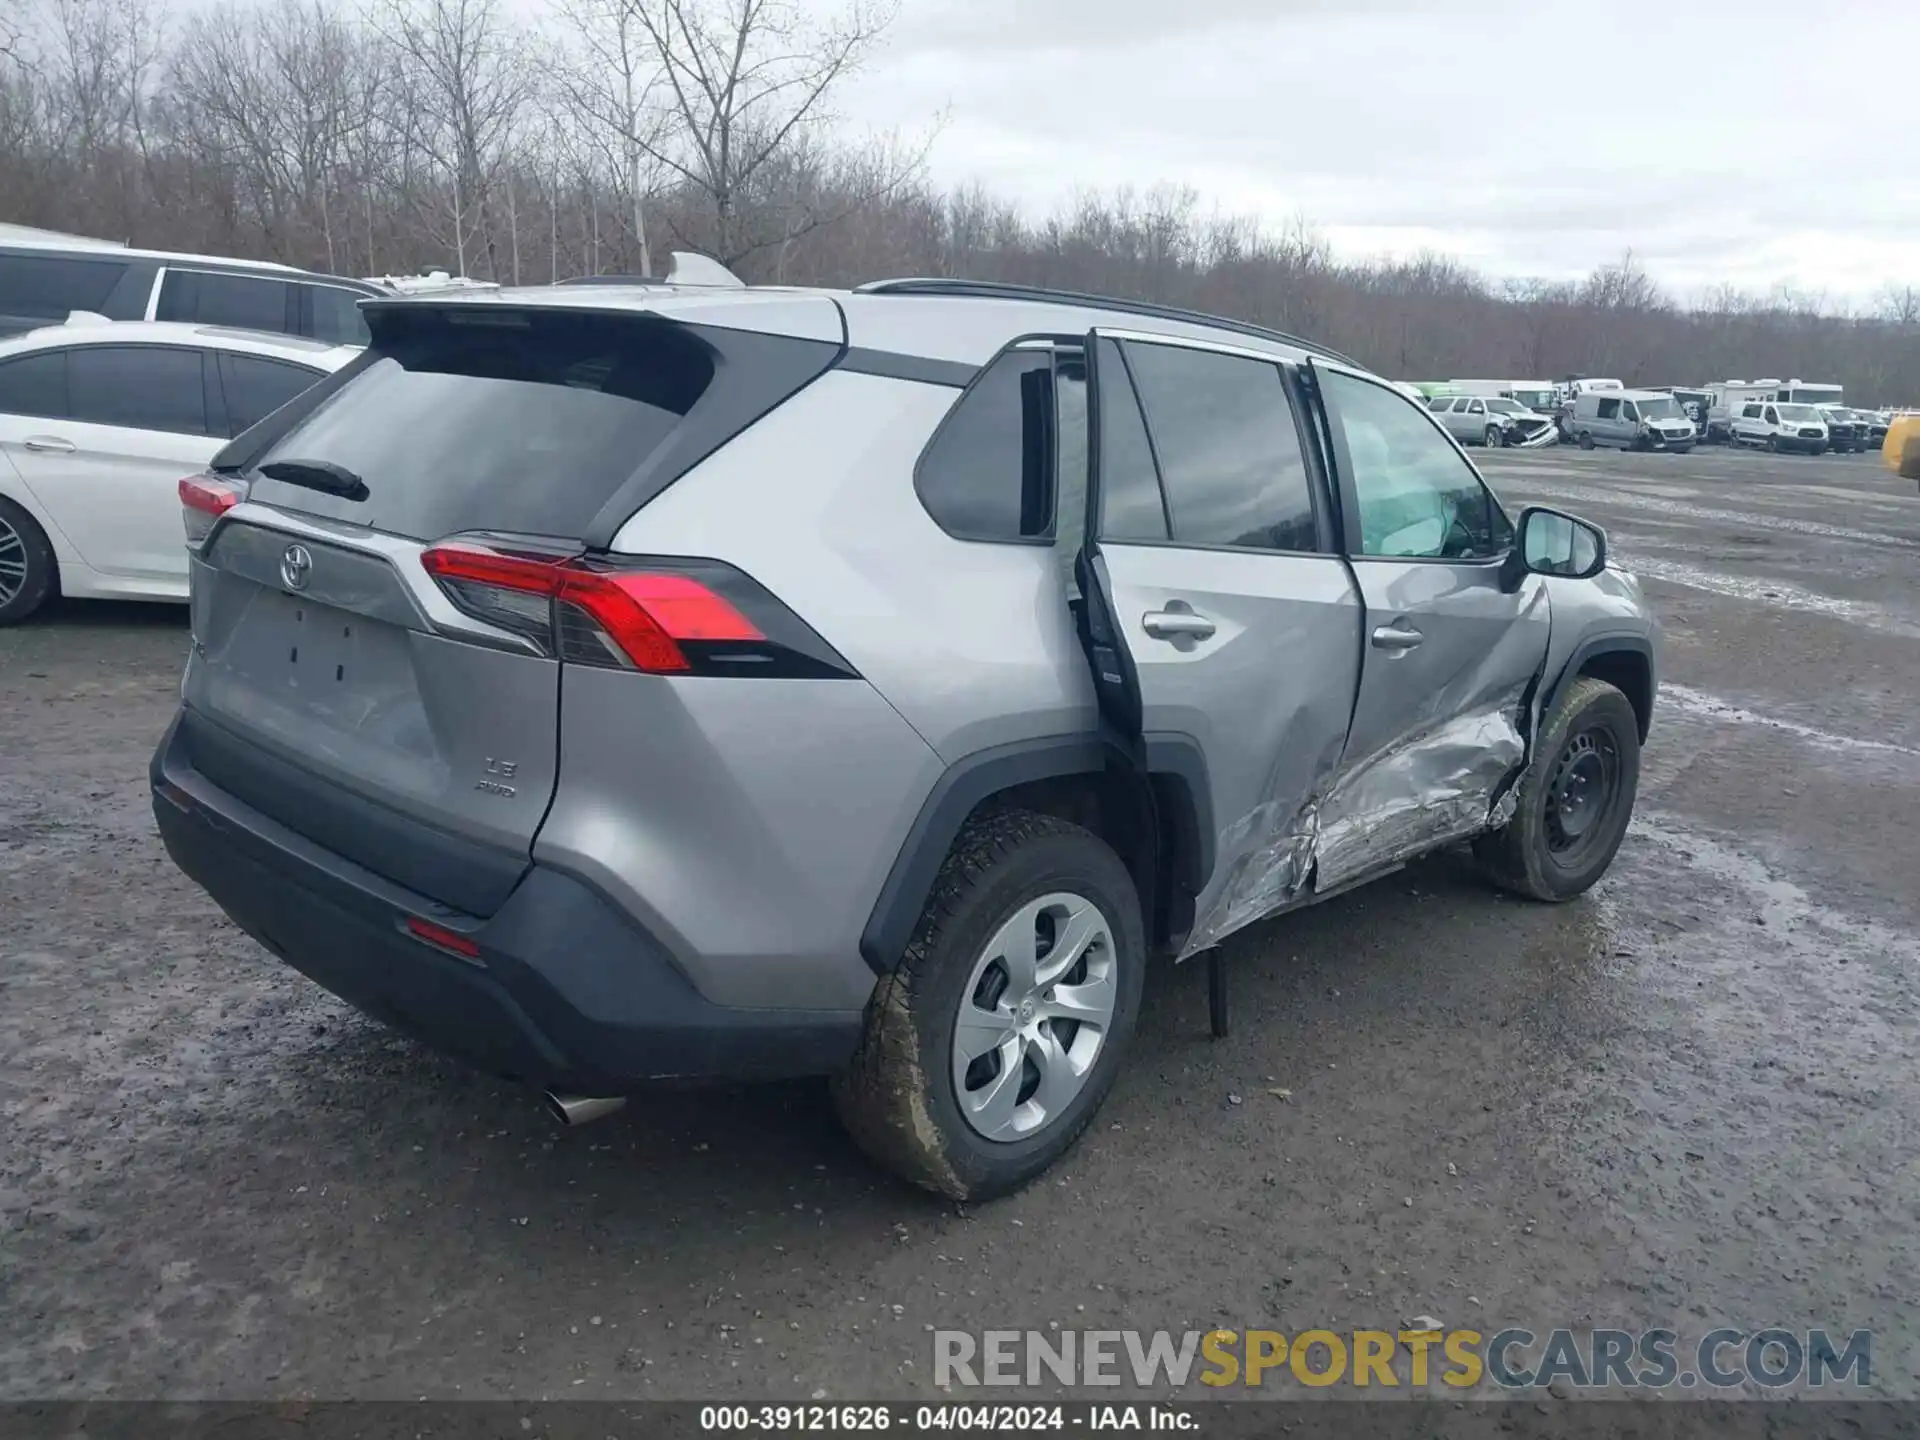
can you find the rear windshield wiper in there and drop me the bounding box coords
[258,458,370,502]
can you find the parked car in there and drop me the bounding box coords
[1428,394,1555,448]
[1730,401,1829,453]
[1856,409,1891,450]
[150,273,1658,1201]
[1568,389,1697,452]
[1816,406,1872,453]
[0,319,358,623]
[0,236,382,345]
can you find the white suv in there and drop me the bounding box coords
[1730,401,1829,454]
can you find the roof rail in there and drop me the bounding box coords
[852,277,1359,368]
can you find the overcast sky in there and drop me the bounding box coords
[836,0,1919,308]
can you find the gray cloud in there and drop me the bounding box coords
[842,0,1920,298]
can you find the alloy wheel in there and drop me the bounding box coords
[0,514,28,607]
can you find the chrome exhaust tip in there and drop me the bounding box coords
[544,1092,627,1127]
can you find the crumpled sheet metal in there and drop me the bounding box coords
[1174,684,1531,961]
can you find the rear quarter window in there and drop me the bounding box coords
[158,270,295,334]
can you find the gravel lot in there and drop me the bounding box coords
[3,446,1917,1401]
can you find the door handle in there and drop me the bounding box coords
[1371,622,1424,652]
[1142,609,1217,641]
[23,435,76,453]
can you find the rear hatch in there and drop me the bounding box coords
[180,295,843,916]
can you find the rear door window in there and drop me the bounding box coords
[157,270,296,333]
[67,346,210,434]
[0,350,71,418]
[248,309,716,540]
[219,352,324,435]
[0,253,129,325]
[1120,339,1319,553]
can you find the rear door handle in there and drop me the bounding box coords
[1142,610,1217,641]
[1371,622,1424,652]
[23,435,76,453]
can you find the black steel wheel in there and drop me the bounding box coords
[1475,676,1641,901]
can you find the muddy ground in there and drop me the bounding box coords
[3,446,1917,1401]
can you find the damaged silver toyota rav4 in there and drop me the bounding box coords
[152,274,1657,1201]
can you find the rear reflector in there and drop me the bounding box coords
[180,474,246,546]
[420,542,763,674]
[404,915,482,961]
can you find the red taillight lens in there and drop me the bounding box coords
[403,915,481,960]
[419,543,762,674]
[180,474,245,545]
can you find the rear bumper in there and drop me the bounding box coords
[151,712,863,1090]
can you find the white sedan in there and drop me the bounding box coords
[0,318,357,623]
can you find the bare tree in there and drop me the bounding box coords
[619,0,915,267]
[550,0,668,275]
[382,0,533,277]
[1879,283,1920,327]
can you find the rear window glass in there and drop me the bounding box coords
[247,310,715,540]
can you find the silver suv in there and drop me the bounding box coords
[151,276,1658,1200]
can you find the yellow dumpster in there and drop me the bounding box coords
[1885,413,1920,480]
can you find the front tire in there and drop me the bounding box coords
[1475,677,1640,902]
[0,495,59,626]
[1766,435,1779,452]
[1485,425,1504,449]
[834,810,1146,1201]
[1578,431,1595,450]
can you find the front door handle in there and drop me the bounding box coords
[1142,609,1217,641]
[1371,622,1424,652]
[23,435,76,453]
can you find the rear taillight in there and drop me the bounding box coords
[180,474,245,546]
[418,542,855,679]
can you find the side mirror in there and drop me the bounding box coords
[1501,506,1607,591]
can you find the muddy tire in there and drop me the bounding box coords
[0,495,59,626]
[1577,431,1595,450]
[1485,425,1504,449]
[832,810,1145,1201]
[1474,676,1640,902]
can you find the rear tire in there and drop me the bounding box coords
[833,810,1146,1201]
[1474,677,1640,902]
[0,495,59,626]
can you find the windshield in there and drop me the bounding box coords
[1636,397,1682,420]
[1776,404,1822,422]
[1825,408,1856,421]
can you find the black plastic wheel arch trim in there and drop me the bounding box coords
[1539,633,1656,741]
[858,731,1214,975]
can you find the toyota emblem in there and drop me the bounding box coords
[280,542,314,591]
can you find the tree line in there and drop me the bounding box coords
[4,0,1919,402]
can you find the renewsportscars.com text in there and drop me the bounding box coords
[933,1327,1871,1392]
